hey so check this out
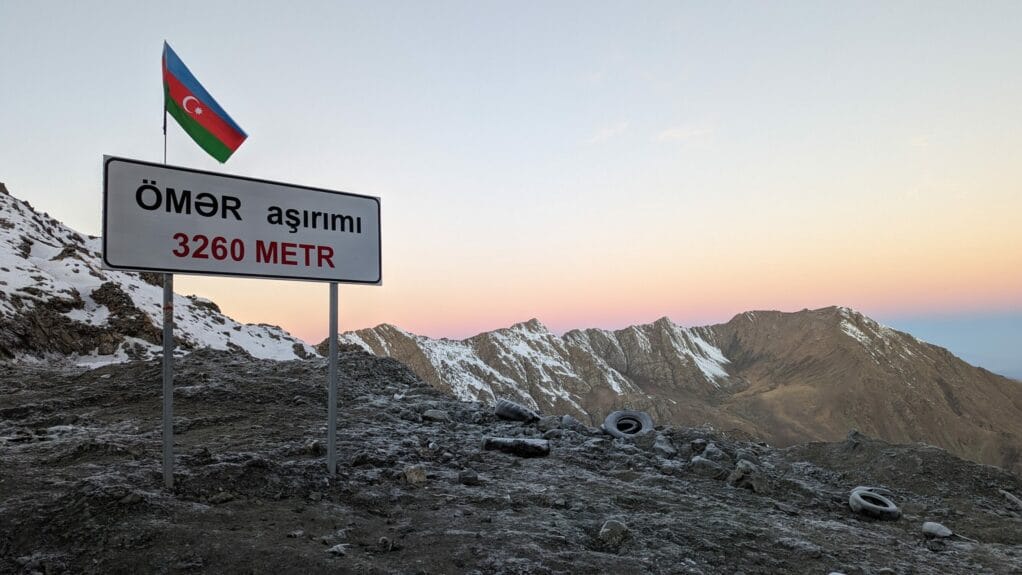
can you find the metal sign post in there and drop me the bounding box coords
[327,282,338,476]
[162,273,174,488]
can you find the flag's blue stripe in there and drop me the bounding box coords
[163,42,247,137]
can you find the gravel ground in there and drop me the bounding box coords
[2,349,1021,574]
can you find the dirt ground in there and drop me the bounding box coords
[2,350,1021,574]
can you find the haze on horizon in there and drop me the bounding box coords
[1,1,1019,377]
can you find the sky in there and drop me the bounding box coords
[1,1,1020,378]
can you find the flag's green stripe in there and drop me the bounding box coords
[165,92,234,163]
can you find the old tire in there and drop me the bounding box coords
[602,410,655,439]
[494,399,540,422]
[849,488,901,521]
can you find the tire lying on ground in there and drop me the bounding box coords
[849,486,901,521]
[602,410,655,439]
[494,399,540,422]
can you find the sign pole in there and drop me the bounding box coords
[162,273,174,488]
[327,282,339,476]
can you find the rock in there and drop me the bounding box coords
[119,492,142,505]
[552,497,569,509]
[481,437,550,458]
[776,537,823,558]
[536,415,560,432]
[422,409,450,422]
[208,491,235,504]
[493,399,540,422]
[404,464,428,485]
[542,429,563,440]
[1000,489,1022,512]
[702,442,730,462]
[922,522,953,539]
[652,434,678,458]
[735,448,761,466]
[597,519,630,551]
[326,544,348,556]
[690,438,708,454]
[287,529,304,538]
[632,431,657,450]
[691,455,727,479]
[458,469,481,486]
[727,459,767,493]
[560,414,589,433]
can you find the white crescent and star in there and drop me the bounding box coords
[182,96,204,116]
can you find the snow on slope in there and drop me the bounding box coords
[0,183,317,363]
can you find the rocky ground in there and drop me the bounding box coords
[1,350,1021,574]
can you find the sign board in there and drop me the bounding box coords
[103,156,381,284]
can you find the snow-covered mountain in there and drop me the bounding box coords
[0,182,317,364]
[340,307,1022,475]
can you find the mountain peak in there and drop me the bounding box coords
[509,318,549,333]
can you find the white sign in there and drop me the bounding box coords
[103,156,381,284]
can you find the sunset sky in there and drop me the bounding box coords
[1,2,1020,377]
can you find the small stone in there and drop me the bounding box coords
[702,442,729,462]
[598,519,631,551]
[537,416,561,432]
[690,438,708,454]
[481,437,550,458]
[632,431,657,450]
[922,521,953,539]
[458,469,481,486]
[552,497,569,509]
[735,449,761,466]
[404,464,428,485]
[308,492,323,502]
[542,429,564,440]
[561,414,589,432]
[727,459,767,493]
[326,544,348,556]
[287,529,304,538]
[119,492,142,505]
[776,537,822,559]
[422,409,450,422]
[652,434,678,458]
[304,440,325,456]
[690,455,726,478]
[208,491,235,504]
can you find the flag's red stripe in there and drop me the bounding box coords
[163,70,246,152]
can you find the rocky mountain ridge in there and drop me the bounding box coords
[339,308,1022,476]
[0,182,316,364]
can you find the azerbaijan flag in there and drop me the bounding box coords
[162,42,247,163]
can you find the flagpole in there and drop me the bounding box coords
[161,65,174,488]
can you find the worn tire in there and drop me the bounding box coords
[602,410,655,439]
[849,488,901,520]
[494,399,540,422]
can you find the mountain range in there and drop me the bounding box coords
[2,180,1020,477]
[339,308,1022,475]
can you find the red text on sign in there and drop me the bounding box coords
[255,240,335,268]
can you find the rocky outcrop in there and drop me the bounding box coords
[338,307,1022,476]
